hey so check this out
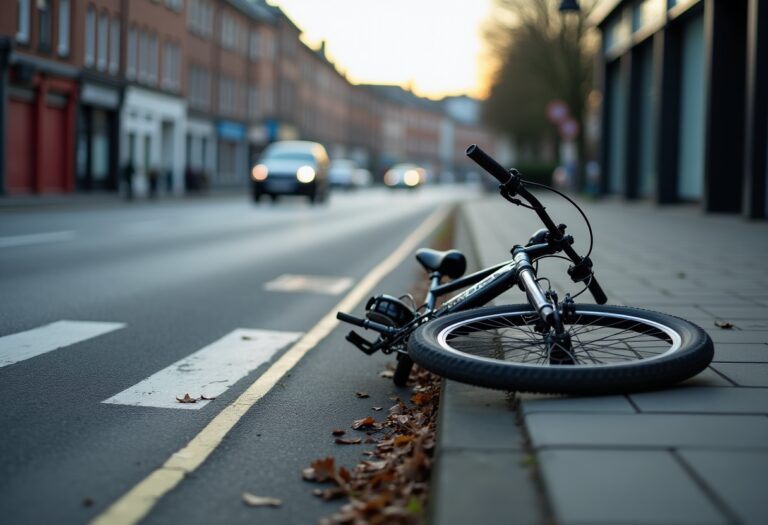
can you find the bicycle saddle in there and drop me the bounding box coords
[415,248,467,279]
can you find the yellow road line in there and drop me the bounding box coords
[91,205,452,525]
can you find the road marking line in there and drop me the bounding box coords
[102,329,303,410]
[90,204,452,525]
[0,230,76,249]
[0,320,125,369]
[264,274,354,295]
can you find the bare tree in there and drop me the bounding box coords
[482,0,597,181]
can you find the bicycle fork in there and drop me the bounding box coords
[513,250,575,365]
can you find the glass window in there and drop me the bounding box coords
[38,0,51,51]
[17,0,30,43]
[84,6,95,66]
[126,27,137,79]
[109,17,120,74]
[148,33,158,85]
[249,30,260,61]
[97,11,108,70]
[57,0,70,55]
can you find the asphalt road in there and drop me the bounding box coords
[0,186,471,524]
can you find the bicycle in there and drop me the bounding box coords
[337,145,714,395]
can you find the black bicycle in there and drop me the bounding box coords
[337,145,713,395]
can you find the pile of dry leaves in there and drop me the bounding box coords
[303,365,441,525]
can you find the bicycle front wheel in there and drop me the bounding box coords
[408,304,713,395]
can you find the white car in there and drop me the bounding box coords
[251,141,330,204]
[384,163,426,189]
[328,159,358,189]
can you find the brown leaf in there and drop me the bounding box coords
[352,416,376,430]
[338,467,352,483]
[715,320,735,329]
[355,391,370,398]
[306,457,336,483]
[242,493,282,507]
[331,429,346,436]
[199,394,216,401]
[335,437,362,445]
[393,435,415,447]
[176,393,197,404]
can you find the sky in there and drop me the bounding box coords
[267,0,495,100]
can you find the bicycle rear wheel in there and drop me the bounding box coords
[408,304,713,395]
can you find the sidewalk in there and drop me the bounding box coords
[431,194,768,525]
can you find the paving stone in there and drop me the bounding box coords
[677,449,768,525]
[710,363,768,387]
[679,367,735,387]
[630,386,768,414]
[519,394,637,415]
[707,330,768,344]
[700,306,768,320]
[525,413,768,448]
[538,449,727,525]
[713,343,768,362]
[430,451,544,525]
[436,380,522,452]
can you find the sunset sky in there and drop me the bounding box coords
[267,0,495,100]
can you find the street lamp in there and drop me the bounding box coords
[559,0,580,12]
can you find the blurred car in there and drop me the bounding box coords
[250,141,330,204]
[328,159,358,190]
[384,163,426,189]
[352,168,373,188]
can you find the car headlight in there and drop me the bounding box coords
[252,164,268,181]
[403,170,420,187]
[384,171,397,186]
[296,165,316,183]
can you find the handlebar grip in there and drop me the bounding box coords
[466,144,512,184]
[336,311,365,327]
[587,276,608,305]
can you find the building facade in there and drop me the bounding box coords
[0,0,497,196]
[594,0,768,218]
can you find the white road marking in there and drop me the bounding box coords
[0,320,126,368]
[264,274,354,295]
[0,230,76,248]
[102,329,302,410]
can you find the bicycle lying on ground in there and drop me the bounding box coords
[337,145,714,395]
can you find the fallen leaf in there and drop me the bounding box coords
[241,335,253,340]
[393,435,414,447]
[379,370,394,379]
[352,416,376,430]
[176,393,197,404]
[355,392,370,398]
[338,467,352,483]
[331,429,346,436]
[372,406,383,411]
[82,497,94,507]
[335,437,362,445]
[714,320,735,329]
[199,394,216,401]
[305,457,336,482]
[242,492,282,507]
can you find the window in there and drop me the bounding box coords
[248,87,259,119]
[189,65,210,109]
[165,0,182,12]
[97,11,108,70]
[162,41,180,91]
[138,30,148,82]
[249,30,259,61]
[126,27,137,79]
[84,6,95,66]
[38,0,51,51]
[57,0,70,55]
[188,0,213,38]
[148,33,158,85]
[16,0,30,43]
[109,17,120,74]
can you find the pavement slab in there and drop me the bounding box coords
[630,385,768,414]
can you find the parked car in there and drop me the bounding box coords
[250,141,330,204]
[328,159,358,190]
[384,163,426,189]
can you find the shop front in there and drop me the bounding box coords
[215,120,247,187]
[77,81,121,192]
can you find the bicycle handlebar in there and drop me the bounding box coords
[466,144,608,305]
[466,144,513,184]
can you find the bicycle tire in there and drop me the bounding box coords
[408,304,713,395]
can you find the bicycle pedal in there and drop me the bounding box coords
[346,330,378,355]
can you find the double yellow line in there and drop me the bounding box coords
[92,205,451,525]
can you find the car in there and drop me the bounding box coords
[383,163,426,189]
[328,159,358,190]
[250,141,330,204]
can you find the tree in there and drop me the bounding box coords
[482,0,597,180]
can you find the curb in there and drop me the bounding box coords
[427,202,547,525]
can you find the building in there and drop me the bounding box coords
[593,0,768,218]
